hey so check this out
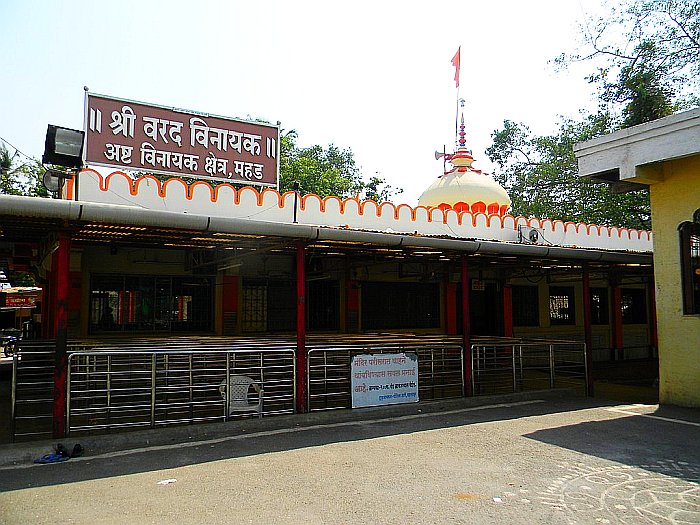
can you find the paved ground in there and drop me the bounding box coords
[0,392,698,525]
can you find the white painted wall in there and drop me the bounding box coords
[77,170,653,253]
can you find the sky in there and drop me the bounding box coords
[1,0,606,205]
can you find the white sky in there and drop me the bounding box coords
[1,0,606,205]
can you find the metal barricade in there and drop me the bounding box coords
[10,341,57,442]
[307,343,464,411]
[471,339,587,395]
[10,334,587,441]
[66,346,296,436]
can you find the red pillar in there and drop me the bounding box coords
[222,275,238,334]
[502,284,513,338]
[345,278,359,333]
[52,233,70,438]
[295,242,307,413]
[612,284,624,361]
[42,272,53,339]
[461,256,471,396]
[582,269,594,396]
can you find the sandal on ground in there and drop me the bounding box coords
[34,453,70,464]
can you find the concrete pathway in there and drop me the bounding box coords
[0,393,698,524]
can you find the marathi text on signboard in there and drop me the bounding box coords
[1,294,37,308]
[351,353,419,408]
[84,93,279,187]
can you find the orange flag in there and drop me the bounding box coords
[451,47,461,88]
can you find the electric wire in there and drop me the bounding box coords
[0,135,40,164]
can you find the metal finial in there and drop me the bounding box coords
[458,114,466,147]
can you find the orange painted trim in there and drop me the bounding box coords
[237,186,264,206]
[379,201,400,220]
[412,205,434,223]
[81,170,654,239]
[189,180,217,201]
[358,199,381,217]
[395,203,418,221]
[261,187,288,207]
[65,175,75,200]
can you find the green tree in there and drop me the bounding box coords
[558,0,699,126]
[278,130,360,198]
[0,144,20,195]
[278,130,401,202]
[486,0,699,231]
[358,174,402,203]
[616,44,676,127]
[486,114,651,230]
[0,144,49,197]
[138,129,402,202]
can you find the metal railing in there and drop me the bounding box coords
[66,346,296,436]
[10,334,589,441]
[471,339,587,396]
[10,341,56,442]
[307,341,464,411]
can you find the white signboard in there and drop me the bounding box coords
[351,353,419,408]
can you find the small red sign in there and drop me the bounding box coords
[5,295,36,307]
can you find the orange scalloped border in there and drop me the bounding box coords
[75,170,652,241]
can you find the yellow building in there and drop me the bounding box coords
[575,108,700,407]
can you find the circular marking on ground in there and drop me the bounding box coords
[538,461,700,524]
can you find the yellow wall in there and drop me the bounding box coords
[650,155,700,406]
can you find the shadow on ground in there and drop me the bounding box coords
[524,404,700,482]
[0,392,612,492]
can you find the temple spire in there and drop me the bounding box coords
[417,50,511,216]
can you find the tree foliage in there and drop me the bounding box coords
[557,0,699,126]
[138,129,402,202]
[486,1,700,232]
[0,144,49,197]
[278,130,401,202]
[486,114,651,230]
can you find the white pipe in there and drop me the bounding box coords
[0,195,652,264]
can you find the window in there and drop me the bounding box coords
[307,280,340,331]
[89,275,213,333]
[241,279,296,332]
[361,282,439,329]
[590,287,609,325]
[549,286,575,325]
[512,285,539,327]
[621,288,647,324]
[241,278,340,332]
[680,216,700,315]
[241,280,267,332]
[266,280,296,332]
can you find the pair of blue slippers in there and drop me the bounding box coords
[34,443,84,464]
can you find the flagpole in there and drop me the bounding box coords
[455,83,460,146]
[451,46,461,146]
